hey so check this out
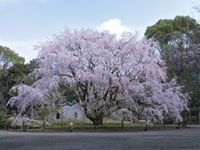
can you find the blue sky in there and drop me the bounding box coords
[0,0,200,62]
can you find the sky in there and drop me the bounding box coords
[0,0,200,62]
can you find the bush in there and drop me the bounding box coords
[0,112,11,129]
[191,116,198,124]
[9,117,43,129]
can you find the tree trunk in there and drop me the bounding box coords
[86,113,104,125]
[95,115,103,125]
[189,110,192,124]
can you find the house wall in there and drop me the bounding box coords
[61,104,85,120]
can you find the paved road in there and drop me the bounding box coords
[0,127,200,150]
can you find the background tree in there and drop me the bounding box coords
[0,46,25,70]
[0,46,34,127]
[0,48,37,111]
[7,30,188,125]
[145,16,200,123]
[37,105,59,129]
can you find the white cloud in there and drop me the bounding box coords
[97,18,136,38]
[0,39,44,63]
[97,18,144,39]
[0,19,143,63]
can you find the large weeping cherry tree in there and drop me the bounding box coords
[7,29,189,125]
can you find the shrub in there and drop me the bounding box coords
[0,112,11,129]
[191,116,198,124]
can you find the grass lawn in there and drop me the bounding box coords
[7,118,152,132]
[44,118,147,130]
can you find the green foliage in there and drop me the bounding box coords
[0,112,11,129]
[0,61,37,109]
[0,46,25,70]
[145,16,200,111]
[37,106,59,121]
[58,84,79,103]
[145,16,200,49]
[191,116,198,124]
[0,46,27,109]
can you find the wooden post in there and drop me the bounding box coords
[144,120,148,131]
[22,120,25,132]
[22,120,27,132]
[189,110,192,125]
[121,119,124,131]
[94,121,97,132]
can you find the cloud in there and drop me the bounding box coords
[97,18,144,39]
[0,19,143,63]
[97,18,136,38]
[0,39,44,63]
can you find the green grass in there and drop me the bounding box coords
[45,118,146,130]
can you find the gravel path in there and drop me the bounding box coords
[0,127,200,150]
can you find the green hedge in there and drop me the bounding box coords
[0,112,11,129]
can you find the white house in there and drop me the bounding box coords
[58,104,85,120]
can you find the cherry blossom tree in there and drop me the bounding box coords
[7,29,188,125]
